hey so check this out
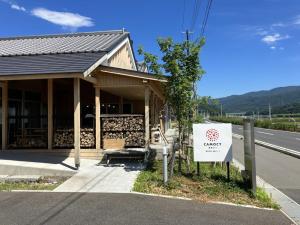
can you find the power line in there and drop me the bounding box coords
[181,0,186,32]
[200,0,213,37]
[190,0,202,32]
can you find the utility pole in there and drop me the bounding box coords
[269,103,272,121]
[220,104,223,117]
[185,29,196,99]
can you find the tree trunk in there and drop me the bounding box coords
[178,124,182,174]
[186,144,191,174]
[169,144,176,178]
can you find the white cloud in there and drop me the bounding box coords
[293,15,300,25]
[271,22,286,28]
[31,8,94,30]
[270,46,276,50]
[255,28,268,36]
[11,3,26,11]
[1,0,26,12]
[261,33,290,44]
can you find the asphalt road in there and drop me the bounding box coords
[0,192,292,225]
[233,138,300,204]
[232,124,300,152]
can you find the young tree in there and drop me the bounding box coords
[139,37,205,177]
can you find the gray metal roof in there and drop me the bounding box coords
[0,30,129,56]
[0,30,133,76]
[0,31,128,56]
[0,52,106,76]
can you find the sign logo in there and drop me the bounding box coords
[206,129,219,142]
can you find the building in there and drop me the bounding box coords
[0,30,167,167]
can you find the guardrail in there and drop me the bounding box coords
[232,133,300,159]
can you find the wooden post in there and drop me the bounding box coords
[47,79,53,150]
[150,92,155,127]
[2,81,8,150]
[145,86,150,147]
[95,87,101,150]
[153,95,156,126]
[74,78,81,168]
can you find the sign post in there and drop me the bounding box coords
[193,123,233,179]
[243,118,256,194]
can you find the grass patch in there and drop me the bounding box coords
[133,161,279,209]
[0,176,68,191]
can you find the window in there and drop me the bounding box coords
[107,104,119,114]
[123,103,132,114]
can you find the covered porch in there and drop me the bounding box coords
[0,67,167,167]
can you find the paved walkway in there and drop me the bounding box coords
[0,153,96,176]
[54,162,144,193]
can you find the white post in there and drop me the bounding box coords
[163,146,168,185]
[144,86,150,147]
[95,87,101,150]
[74,78,81,169]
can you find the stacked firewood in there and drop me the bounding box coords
[124,131,145,147]
[103,132,124,139]
[123,117,144,131]
[101,115,145,148]
[54,129,74,148]
[80,128,95,148]
[102,117,124,131]
[54,128,95,148]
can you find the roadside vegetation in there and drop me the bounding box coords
[0,176,68,191]
[133,160,279,209]
[211,116,300,132]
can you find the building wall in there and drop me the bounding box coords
[108,43,135,70]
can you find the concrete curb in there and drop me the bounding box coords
[10,190,52,192]
[131,192,278,210]
[130,191,192,201]
[209,201,274,211]
[232,133,300,159]
[232,159,300,225]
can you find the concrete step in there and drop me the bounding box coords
[0,164,76,177]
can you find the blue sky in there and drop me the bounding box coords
[0,0,299,98]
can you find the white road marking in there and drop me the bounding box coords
[257,131,274,136]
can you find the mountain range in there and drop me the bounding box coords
[218,86,300,114]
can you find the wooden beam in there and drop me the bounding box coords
[0,73,81,81]
[83,76,97,85]
[99,66,168,82]
[1,81,8,150]
[150,92,155,127]
[144,86,150,147]
[95,87,101,150]
[94,84,144,88]
[47,79,53,150]
[74,78,81,168]
[149,84,164,102]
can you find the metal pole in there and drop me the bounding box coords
[269,104,272,121]
[163,146,168,185]
[226,161,230,181]
[243,118,256,194]
[197,162,200,176]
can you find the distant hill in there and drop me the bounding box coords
[218,86,300,114]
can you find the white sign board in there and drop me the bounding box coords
[193,123,232,162]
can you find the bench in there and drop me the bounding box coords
[104,148,149,165]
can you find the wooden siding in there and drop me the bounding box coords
[97,72,142,88]
[108,44,134,70]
